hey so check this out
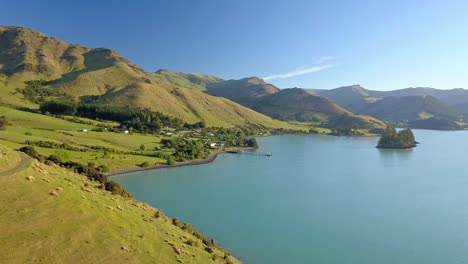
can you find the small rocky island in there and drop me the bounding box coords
[377,126,416,149]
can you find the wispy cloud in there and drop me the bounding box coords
[262,63,333,81]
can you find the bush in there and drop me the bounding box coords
[53,149,70,163]
[244,138,258,148]
[185,239,198,247]
[0,116,8,130]
[97,164,110,173]
[19,146,38,157]
[204,247,214,253]
[140,161,150,167]
[166,156,175,165]
[24,132,33,136]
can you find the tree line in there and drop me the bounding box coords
[39,101,185,132]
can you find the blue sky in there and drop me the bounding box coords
[2,0,467,90]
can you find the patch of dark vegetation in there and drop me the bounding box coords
[40,101,185,133]
[19,146,131,198]
[0,115,8,130]
[377,126,416,149]
[16,79,54,104]
[328,127,364,136]
[172,218,216,248]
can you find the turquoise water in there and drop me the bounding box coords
[114,131,468,264]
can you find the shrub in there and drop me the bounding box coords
[53,149,70,163]
[204,247,214,254]
[98,164,110,172]
[185,239,198,247]
[140,161,150,167]
[19,146,38,157]
[0,116,8,130]
[166,156,175,165]
[24,132,33,136]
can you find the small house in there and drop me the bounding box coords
[82,129,88,133]
[209,142,217,148]
[124,130,129,134]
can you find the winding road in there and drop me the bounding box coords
[0,153,32,176]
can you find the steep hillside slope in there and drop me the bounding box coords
[0,145,240,263]
[0,26,297,129]
[152,69,223,91]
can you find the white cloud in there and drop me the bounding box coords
[262,64,333,81]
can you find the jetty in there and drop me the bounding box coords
[226,150,272,156]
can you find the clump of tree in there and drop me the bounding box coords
[40,101,186,133]
[377,126,416,149]
[0,116,8,130]
[16,79,54,103]
[244,138,258,148]
[328,127,364,136]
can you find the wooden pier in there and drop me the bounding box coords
[226,150,272,156]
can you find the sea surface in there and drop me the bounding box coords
[114,130,468,264]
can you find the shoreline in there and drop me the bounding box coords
[108,147,256,177]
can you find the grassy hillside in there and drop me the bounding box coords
[0,145,240,264]
[207,79,385,129]
[153,69,223,91]
[0,26,300,129]
[207,77,280,103]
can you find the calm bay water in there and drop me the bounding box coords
[114,130,468,264]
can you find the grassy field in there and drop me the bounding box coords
[0,147,240,263]
[0,105,175,171]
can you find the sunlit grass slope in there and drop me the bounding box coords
[0,146,240,264]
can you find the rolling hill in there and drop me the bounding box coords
[308,85,466,127]
[207,78,385,129]
[0,26,299,129]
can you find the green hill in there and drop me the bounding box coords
[0,26,298,129]
[207,78,385,129]
[0,145,240,264]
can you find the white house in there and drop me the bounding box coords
[209,142,217,148]
[124,130,129,134]
[82,129,88,133]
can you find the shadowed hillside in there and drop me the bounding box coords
[207,78,385,129]
[308,85,467,127]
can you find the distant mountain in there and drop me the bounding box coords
[0,26,296,129]
[409,117,463,130]
[207,78,385,129]
[306,85,382,113]
[308,85,467,125]
[361,95,460,122]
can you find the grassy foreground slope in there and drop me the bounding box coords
[0,145,240,264]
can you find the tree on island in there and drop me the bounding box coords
[377,126,416,149]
